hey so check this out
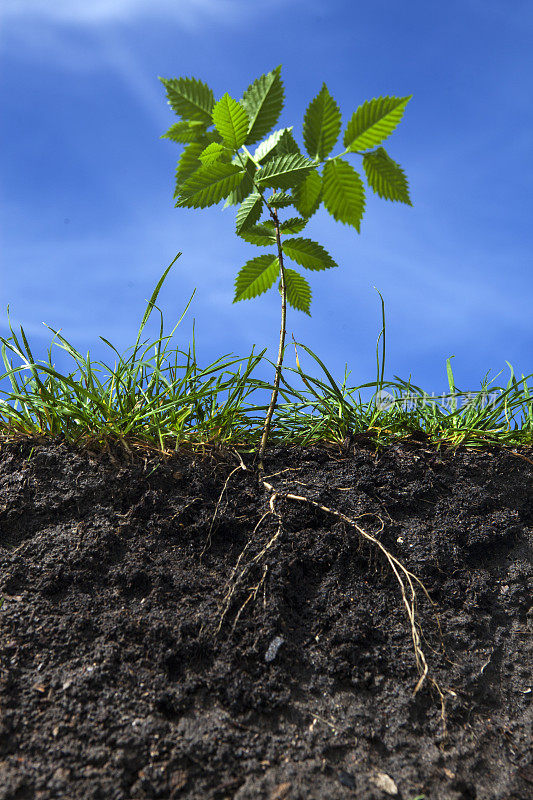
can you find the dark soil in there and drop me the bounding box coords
[0,433,532,800]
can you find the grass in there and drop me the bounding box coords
[0,264,531,457]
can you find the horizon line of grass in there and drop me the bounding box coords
[0,276,531,458]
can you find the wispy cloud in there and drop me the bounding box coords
[1,0,307,116]
[1,0,305,29]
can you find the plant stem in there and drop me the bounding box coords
[256,207,286,480]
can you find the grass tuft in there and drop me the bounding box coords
[1,267,531,456]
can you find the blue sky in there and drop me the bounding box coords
[1,0,532,415]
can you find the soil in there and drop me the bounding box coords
[0,432,532,800]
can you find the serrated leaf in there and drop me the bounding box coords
[161,120,209,144]
[363,147,412,205]
[241,65,284,145]
[273,128,301,156]
[303,83,342,160]
[236,192,263,233]
[344,95,412,152]
[257,153,315,190]
[254,127,293,163]
[292,169,322,218]
[175,142,206,195]
[199,142,231,166]
[262,217,308,234]
[212,93,250,150]
[267,191,294,209]
[160,76,215,124]
[223,156,257,207]
[283,268,311,315]
[280,217,307,233]
[322,159,365,231]
[237,224,276,246]
[175,162,245,208]
[234,255,279,301]
[281,237,337,271]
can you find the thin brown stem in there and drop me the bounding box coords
[256,208,286,481]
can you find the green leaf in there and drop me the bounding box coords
[322,158,365,231]
[236,192,263,233]
[254,127,293,163]
[241,65,284,145]
[267,191,294,209]
[263,217,308,234]
[303,83,342,160]
[237,224,276,246]
[223,156,257,207]
[282,237,337,271]
[161,120,208,144]
[160,76,215,124]
[257,153,315,190]
[273,128,301,156]
[212,93,250,150]
[175,162,245,208]
[292,169,322,218]
[175,142,206,194]
[199,142,231,166]
[283,269,311,315]
[234,255,279,301]
[205,129,224,145]
[343,95,412,152]
[363,147,412,204]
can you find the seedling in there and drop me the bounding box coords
[160,65,412,476]
[157,67,449,708]
[157,66,443,696]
